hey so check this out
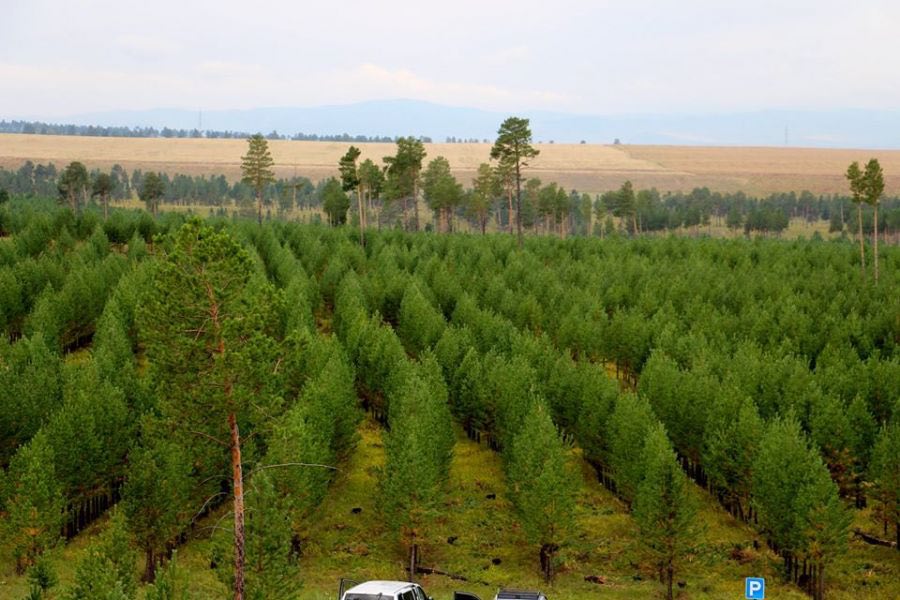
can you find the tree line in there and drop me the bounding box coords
[0,119,429,143]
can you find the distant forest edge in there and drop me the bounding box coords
[2,161,900,240]
[0,119,435,143]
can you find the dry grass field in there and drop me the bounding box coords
[3,133,900,195]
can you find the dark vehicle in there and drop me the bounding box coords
[453,589,548,600]
[493,591,548,600]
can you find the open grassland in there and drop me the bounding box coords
[4,133,900,195]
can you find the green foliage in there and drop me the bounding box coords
[606,393,656,504]
[703,395,763,517]
[139,173,165,216]
[241,134,276,224]
[753,414,851,578]
[138,218,281,465]
[422,156,463,232]
[4,431,64,571]
[381,354,454,549]
[505,402,576,580]
[26,556,58,598]
[121,434,192,582]
[397,281,445,355]
[490,117,539,243]
[63,511,137,600]
[0,334,62,464]
[869,422,900,545]
[633,423,699,599]
[338,146,361,193]
[321,178,350,226]
[58,162,88,212]
[43,362,131,497]
[212,473,296,600]
[143,552,188,600]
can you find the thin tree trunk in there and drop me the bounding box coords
[413,177,420,232]
[666,565,674,600]
[257,190,262,225]
[229,412,245,600]
[857,203,866,278]
[874,202,879,284]
[357,188,365,246]
[409,543,418,583]
[515,162,523,248]
[143,547,156,583]
[104,193,109,221]
[507,187,514,234]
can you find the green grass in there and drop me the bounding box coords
[2,417,897,599]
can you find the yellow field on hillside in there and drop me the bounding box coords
[3,133,900,195]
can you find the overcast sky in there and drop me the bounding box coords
[2,0,899,118]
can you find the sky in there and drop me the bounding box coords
[2,0,900,119]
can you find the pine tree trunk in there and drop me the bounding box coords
[357,188,365,246]
[413,178,420,232]
[229,412,246,600]
[874,203,879,284]
[143,547,156,583]
[507,188,514,234]
[666,565,674,600]
[857,203,866,278]
[257,190,262,225]
[515,163,523,248]
[409,543,418,583]
[104,194,109,221]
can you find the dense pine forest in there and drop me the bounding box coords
[0,195,897,600]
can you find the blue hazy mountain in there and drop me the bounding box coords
[59,99,900,148]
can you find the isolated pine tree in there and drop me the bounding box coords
[240,134,275,225]
[633,423,699,600]
[505,402,576,581]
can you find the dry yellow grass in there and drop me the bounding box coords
[3,133,900,196]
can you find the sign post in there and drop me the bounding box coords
[745,577,765,599]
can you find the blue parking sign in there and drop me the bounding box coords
[745,577,765,599]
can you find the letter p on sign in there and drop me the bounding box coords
[745,577,765,599]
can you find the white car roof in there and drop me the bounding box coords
[345,580,417,595]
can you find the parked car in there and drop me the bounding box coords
[338,579,547,600]
[339,579,433,600]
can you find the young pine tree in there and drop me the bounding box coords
[121,434,193,583]
[63,510,137,600]
[633,423,700,600]
[869,422,900,550]
[606,393,656,504]
[4,431,64,573]
[505,402,576,582]
[380,355,454,579]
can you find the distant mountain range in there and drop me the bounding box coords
[25,100,900,148]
